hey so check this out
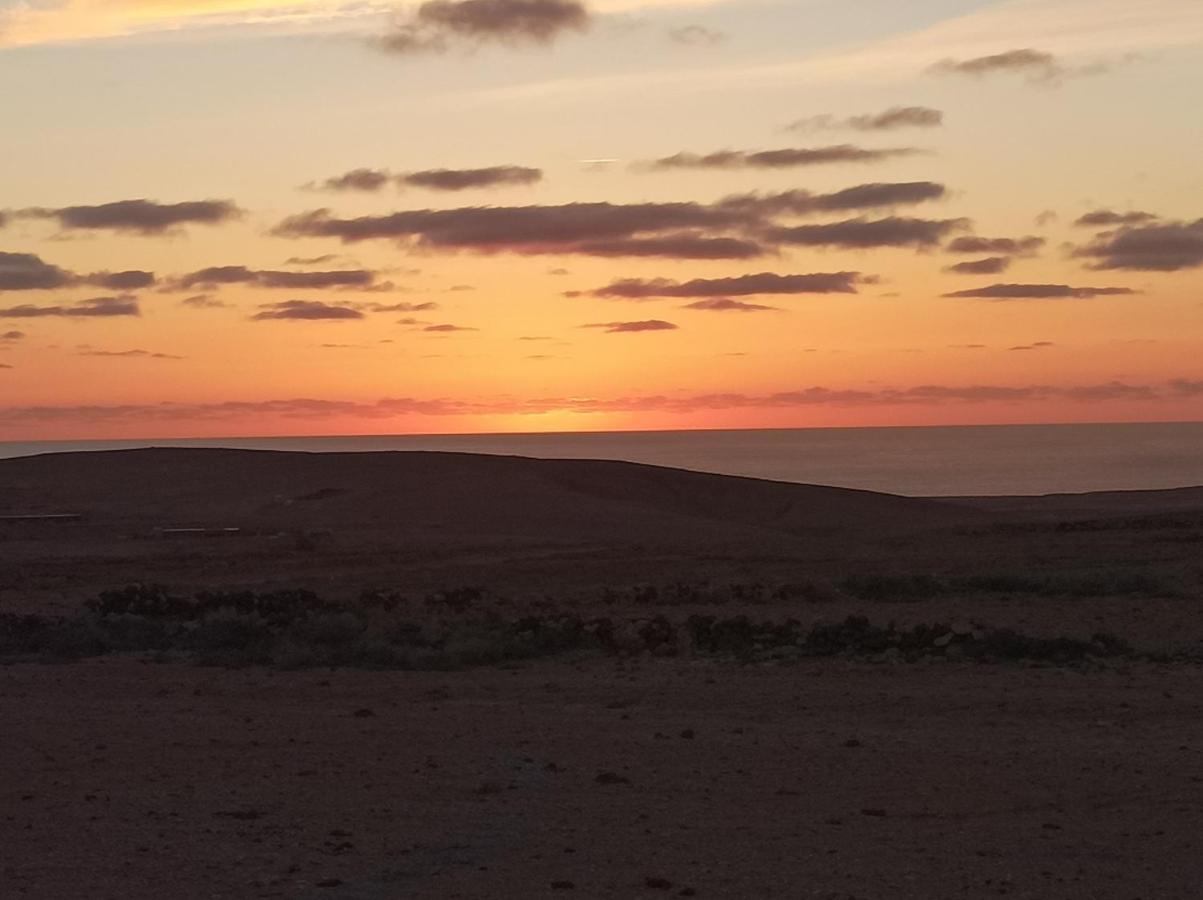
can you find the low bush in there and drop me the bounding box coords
[0,584,1161,669]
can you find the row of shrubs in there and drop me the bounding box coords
[598,570,1183,606]
[0,584,1157,669]
[81,570,1182,626]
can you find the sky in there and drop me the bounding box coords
[0,0,1201,440]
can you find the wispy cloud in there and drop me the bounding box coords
[683,298,777,313]
[943,283,1137,300]
[644,145,922,171]
[787,106,943,133]
[251,299,365,320]
[581,319,678,333]
[944,257,1011,275]
[0,296,140,318]
[76,347,184,359]
[0,379,1190,428]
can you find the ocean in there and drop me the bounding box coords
[1,421,1201,497]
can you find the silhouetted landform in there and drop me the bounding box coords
[942,485,1203,520]
[0,447,986,540]
[5,449,1203,899]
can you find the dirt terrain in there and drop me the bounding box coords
[2,449,1202,898]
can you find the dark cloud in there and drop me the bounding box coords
[582,320,679,333]
[274,187,956,259]
[0,296,140,318]
[646,145,921,170]
[84,270,156,290]
[572,235,770,259]
[0,251,75,291]
[1,253,158,293]
[273,192,954,259]
[718,182,946,217]
[176,266,377,290]
[251,300,365,321]
[402,166,542,191]
[768,216,969,250]
[1072,220,1203,271]
[316,169,393,192]
[423,323,477,332]
[380,0,590,54]
[931,48,1061,81]
[789,106,943,132]
[668,25,726,46]
[0,330,24,341]
[581,271,863,300]
[274,201,752,254]
[314,166,542,193]
[944,256,1011,275]
[22,199,242,235]
[1074,209,1158,228]
[1007,341,1054,351]
[945,235,1044,256]
[943,283,1137,300]
[683,298,777,312]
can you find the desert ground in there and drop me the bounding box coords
[2,449,1202,898]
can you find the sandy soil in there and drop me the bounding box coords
[3,449,1203,898]
[4,656,1202,899]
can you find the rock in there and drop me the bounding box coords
[551,880,576,890]
[645,876,673,889]
[595,771,630,785]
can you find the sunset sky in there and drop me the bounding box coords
[1,0,1201,440]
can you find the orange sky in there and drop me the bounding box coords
[1,0,1201,440]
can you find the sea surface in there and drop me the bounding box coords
[1,421,1201,497]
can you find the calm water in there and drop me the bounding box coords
[1,422,1201,497]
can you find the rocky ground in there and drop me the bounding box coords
[3,450,1203,897]
[4,655,1202,899]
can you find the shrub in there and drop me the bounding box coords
[841,574,945,603]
